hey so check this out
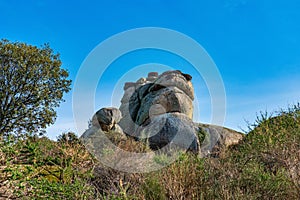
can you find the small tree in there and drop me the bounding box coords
[0,39,71,135]
[57,132,81,145]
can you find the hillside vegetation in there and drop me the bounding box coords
[1,104,299,199]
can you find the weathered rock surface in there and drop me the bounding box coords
[196,123,244,157]
[81,70,244,157]
[136,113,200,153]
[153,70,194,100]
[92,107,122,132]
[81,107,126,144]
[118,70,199,152]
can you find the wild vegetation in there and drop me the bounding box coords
[0,39,71,135]
[1,104,299,199]
[1,39,299,199]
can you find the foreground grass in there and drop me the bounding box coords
[0,134,96,199]
[1,104,300,199]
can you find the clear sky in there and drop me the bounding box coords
[1,0,299,139]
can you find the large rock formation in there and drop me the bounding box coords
[118,70,199,153]
[81,70,244,157]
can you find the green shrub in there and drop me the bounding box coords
[1,103,299,199]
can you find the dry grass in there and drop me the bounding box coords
[1,104,300,199]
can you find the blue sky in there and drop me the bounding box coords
[1,0,299,139]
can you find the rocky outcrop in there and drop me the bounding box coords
[80,70,244,157]
[196,123,244,157]
[118,70,199,153]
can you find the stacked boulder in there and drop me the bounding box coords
[81,107,125,140]
[81,70,244,156]
[91,107,123,133]
[118,70,199,152]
